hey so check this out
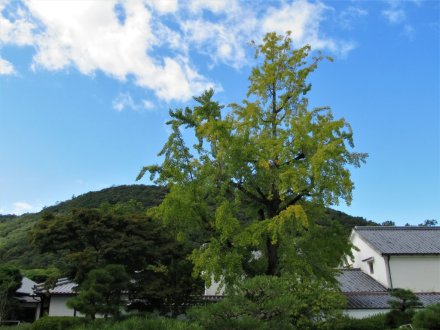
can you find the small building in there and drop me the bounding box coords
[45,278,79,317]
[341,226,440,318]
[14,277,41,322]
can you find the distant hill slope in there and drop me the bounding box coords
[44,184,167,213]
[0,184,377,272]
[0,185,166,270]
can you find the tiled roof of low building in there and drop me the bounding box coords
[35,277,78,295]
[16,277,38,295]
[354,226,440,255]
[337,269,387,293]
[345,292,440,309]
[49,278,77,295]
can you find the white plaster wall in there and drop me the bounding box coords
[349,233,390,288]
[35,303,41,320]
[389,255,440,292]
[344,309,389,319]
[48,296,76,317]
[204,276,225,296]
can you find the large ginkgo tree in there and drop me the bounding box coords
[138,32,367,288]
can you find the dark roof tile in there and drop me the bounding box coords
[354,226,440,255]
[337,269,387,293]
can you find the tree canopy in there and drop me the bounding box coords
[31,206,202,313]
[138,32,367,287]
[0,266,22,322]
[67,264,130,319]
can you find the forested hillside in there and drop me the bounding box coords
[0,184,377,280]
[0,185,166,274]
[45,184,167,213]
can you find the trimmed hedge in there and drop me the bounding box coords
[334,313,386,330]
[70,316,201,330]
[412,303,440,330]
[31,317,85,330]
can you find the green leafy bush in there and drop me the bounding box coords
[31,316,85,330]
[188,275,346,330]
[385,288,421,329]
[0,324,32,330]
[412,303,440,330]
[70,316,201,330]
[334,313,386,330]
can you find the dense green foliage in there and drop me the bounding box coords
[44,185,167,214]
[412,303,440,329]
[188,275,346,330]
[385,289,421,329]
[139,32,367,288]
[0,185,166,277]
[0,184,376,278]
[70,316,202,330]
[0,266,22,321]
[334,313,386,330]
[31,206,202,314]
[67,265,130,319]
[31,316,85,330]
[0,213,59,271]
[31,209,154,282]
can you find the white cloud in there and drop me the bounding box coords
[402,24,415,41]
[112,92,158,112]
[12,201,33,214]
[142,99,155,110]
[0,1,35,45]
[147,0,178,14]
[113,93,135,112]
[0,57,15,74]
[1,0,357,101]
[24,0,214,101]
[339,6,368,30]
[381,0,419,40]
[382,0,407,24]
[188,0,239,15]
[262,1,355,56]
[382,7,405,24]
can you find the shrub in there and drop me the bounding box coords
[334,313,386,330]
[31,316,85,330]
[188,275,346,330]
[412,303,440,330]
[385,309,414,329]
[0,324,32,330]
[70,316,201,330]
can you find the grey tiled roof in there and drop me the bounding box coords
[49,278,78,295]
[337,269,387,293]
[35,277,78,295]
[346,292,440,309]
[355,226,440,255]
[16,277,38,295]
[338,268,440,309]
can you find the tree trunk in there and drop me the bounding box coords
[265,238,279,276]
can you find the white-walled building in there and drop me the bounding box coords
[44,278,80,317]
[14,277,41,322]
[340,226,440,318]
[204,226,440,318]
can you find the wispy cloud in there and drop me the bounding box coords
[339,6,368,30]
[381,0,418,40]
[402,24,415,41]
[142,100,155,111]
[0,57,15,74]
[112,92,156,112]
[382,5,405,24]
[12,201,33,214]
[262,1,356,56]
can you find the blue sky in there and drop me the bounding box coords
[0,0,438,225]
